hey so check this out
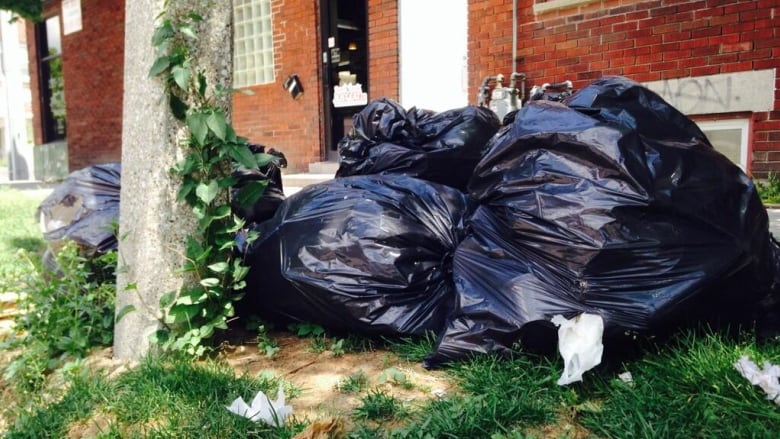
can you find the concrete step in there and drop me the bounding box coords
[282,172,335,196]
[308,161,339,174]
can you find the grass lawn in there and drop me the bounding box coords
[1,187,780,438]
[0,187,48,293]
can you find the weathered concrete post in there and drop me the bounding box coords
[114,0,232,360]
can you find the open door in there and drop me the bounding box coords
[320,0,368,161]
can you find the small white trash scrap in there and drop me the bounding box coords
[226,385,293,427]
[551,313,604,386]
[734,355,780,405]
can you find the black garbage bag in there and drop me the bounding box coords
[37,163,121,258]
[239,175,472,336]
[336,98,501,190]
[230,144,287,225]
[426,76,777,366]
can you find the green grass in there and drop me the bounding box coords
[5,323,780,437]
[580,330,780,438]
[0,187,47,292]
[4,355,306,438]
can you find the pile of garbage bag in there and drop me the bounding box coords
[239,175,471,336]
[335,98,501,191]
[37,143,288,265]
[41,76,778,369]
[426,79,776,365]
[240,76,779,368]
[37,162,122,259]
[230,144,287,226]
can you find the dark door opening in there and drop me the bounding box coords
[320,0,368,161]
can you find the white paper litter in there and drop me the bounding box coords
[551,313,604,386]
[734,355,780,405]
[226,385,293,426]
[618,371,633,385]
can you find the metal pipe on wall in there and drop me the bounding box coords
[512,0,517,75]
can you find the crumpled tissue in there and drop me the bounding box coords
[226,385,293,426]
[734,355,780,405]
[551,313,604,386]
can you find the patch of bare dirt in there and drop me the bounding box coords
[218,332,455,421]
[48,333,455,438]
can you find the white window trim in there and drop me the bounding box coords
[696,119,750,171]
[533,0,595,15]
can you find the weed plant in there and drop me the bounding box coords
[354,388,407,421]
[336,370,369,394]
[3,242,116,393]
[756,172,780,205]
[385,331,438,362]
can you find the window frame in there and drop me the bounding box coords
[696,118,750,171]
[233,0,275,87]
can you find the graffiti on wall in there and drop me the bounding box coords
[644,70,774,116]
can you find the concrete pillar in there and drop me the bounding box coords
[114,0,232,360]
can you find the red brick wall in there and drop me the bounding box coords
[27,14,43,148]
[62,0,125,170]
[368,0,399,100]
[29,0,125,171]
[233,0,400,172]
[469,0,780,177]
[232,0,322,173]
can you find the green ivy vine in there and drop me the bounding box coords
[148,6,273,356]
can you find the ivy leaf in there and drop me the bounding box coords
[206,111,227,141]
[188,12,204,22]
[115,305,136,323]
[179,24,198,40]
[169,94,189,121]
[173,153,198,175]
[212,205,232,219]
[255,152,280,168]
[176,287,207,305]
[229,144,257,169]
[185,237,206,260]
[188,112,208,146]
[172,64,191,91]
[176,177,197,202]
[148,56,170,77]
[165,303,200,324]
[208,262,229,273]
[218,176,239,188]
[160,291,176,308]
[195,180,219,204]
[235,180,268,210]
[151,21,174,46]
[200,277,221,288]
[225,124,238,142]
[233,260,250,282]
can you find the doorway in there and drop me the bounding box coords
[320,0,368,161]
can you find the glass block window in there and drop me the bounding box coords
[234,0,274,86]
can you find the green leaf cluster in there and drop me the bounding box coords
[0,0,43,22]
[2,243,116,393]
[148,6,275,357]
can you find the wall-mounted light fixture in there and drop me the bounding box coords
[283,75,303,100]
[347,42,357,51]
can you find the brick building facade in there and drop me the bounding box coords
[29,0,124,173]
[472,0,780,177]
[25,0,780,177]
